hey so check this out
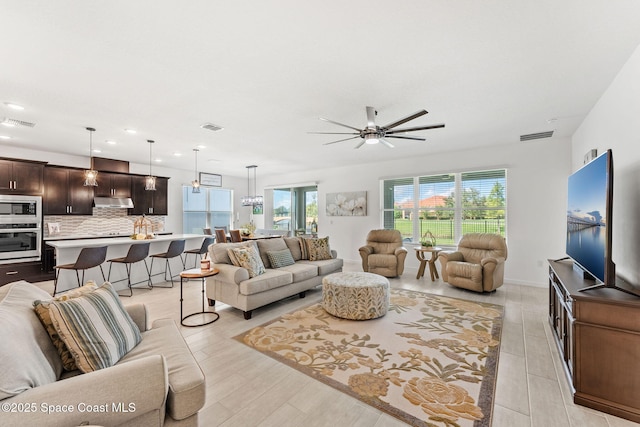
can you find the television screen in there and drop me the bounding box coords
[566,151,610,283]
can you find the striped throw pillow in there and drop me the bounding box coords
[48,282,141,373]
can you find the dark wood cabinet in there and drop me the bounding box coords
[94,172,131,198]
[129,176,168,215]
[548,260,640,423]
[0,261,54,286]
[0,158,45,194]
[43,166,94,215]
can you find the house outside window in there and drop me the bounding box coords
[382,169,506,246]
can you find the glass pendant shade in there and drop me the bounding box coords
[191,148,201,193]
[145,140,156,191]
[242,165,263,206]
[83,127,98,186]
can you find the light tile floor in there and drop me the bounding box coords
[36,261,639,426]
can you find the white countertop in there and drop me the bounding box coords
[46,233,202,249]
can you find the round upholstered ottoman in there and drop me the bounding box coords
[322,272,390,320]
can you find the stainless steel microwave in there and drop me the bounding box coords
[0,195,42,262]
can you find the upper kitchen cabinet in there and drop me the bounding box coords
[0,158,46,195]
[43,166,94,215]
[94,172,131,198]
[129,175,168,216]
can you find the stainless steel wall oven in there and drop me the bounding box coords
[0,195,42,262]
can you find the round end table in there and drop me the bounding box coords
[180,268,220,327]
[414,246,442,281]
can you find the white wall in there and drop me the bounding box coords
[572,43,640,285]
[261,138,572,287]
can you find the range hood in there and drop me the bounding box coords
[93,197,134,209]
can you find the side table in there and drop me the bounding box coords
[180,267,220,327]
[414,246,442,281]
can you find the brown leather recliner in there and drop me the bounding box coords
[359,229,407,277]
[439,233,508,292]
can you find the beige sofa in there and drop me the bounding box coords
[0,280,205,427]
[206,237,343,319]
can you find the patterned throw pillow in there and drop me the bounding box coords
[230,245,266,278]
[305,237,332,261]
[48,282,142,373]
[298,237,309,260]
[33,281,99,371]
[267,249,295,268]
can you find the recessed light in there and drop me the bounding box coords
[1,121,15,127]
[0,135,11,140]
[196,144,206,149]
[207,159,222,163]
[154,158,162,163]
[124,128,137,134]
[4,102,24,110]
[105,140,116,145]
[92,148,102,154]
[173,152,182,157]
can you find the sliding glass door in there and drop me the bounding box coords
[271,186,317,235]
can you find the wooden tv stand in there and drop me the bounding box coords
[548,260,640,422]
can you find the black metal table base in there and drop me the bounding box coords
[180,276,220,327]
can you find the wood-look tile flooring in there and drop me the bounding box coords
[36,261,639,427]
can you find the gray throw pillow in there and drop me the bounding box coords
[267,249,295,268]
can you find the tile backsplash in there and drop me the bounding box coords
[44,208,166,238]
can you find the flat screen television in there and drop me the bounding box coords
[565,149,637,296]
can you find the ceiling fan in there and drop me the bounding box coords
[310,106,445,149]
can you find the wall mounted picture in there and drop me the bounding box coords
[199,172,222,187]
[326,191,367,216]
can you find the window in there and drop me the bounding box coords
[382,169,506,245]
[271,185,317,234]
[182,187,233,234]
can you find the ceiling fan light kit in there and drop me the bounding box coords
[311,106,445,149]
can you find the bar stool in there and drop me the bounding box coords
[184,237,215,269]
[214,228,227,243]
[149,239,185,287]
[203,228,212,235]
[107,242,152,297]
[53,246,108,296]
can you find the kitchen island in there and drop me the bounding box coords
[47,234,205,293]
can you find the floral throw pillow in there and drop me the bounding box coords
[231,245,266,278]
[305,237,332,261]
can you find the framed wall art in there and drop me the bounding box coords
[199,172,222,187]
[326,191,367,216]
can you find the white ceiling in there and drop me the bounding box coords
[2,1,640,178]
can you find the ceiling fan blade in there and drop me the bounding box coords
[366,106,376,127]
[319,117,362,132]
[385,135,426,141]
[386,123,445,133]
[354,140,366,149]
[381,109,428,130]
[379,139,395,148]
[308,131,360,135]
[322,136,361,145]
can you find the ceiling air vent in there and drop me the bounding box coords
[520,130,554,142]
[200,123,224,132]
[1,117,36,127]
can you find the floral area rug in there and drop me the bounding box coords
[235,289,503,427]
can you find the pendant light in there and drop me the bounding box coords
[241,165,263,206]
[191,148,201,193]
[145,139,156,191]
[83,127,98,186]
